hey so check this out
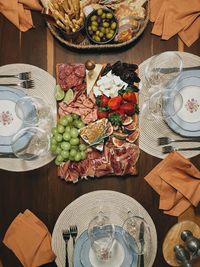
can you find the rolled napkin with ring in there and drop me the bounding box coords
[3,209,55,267]
[0,0,43,32]
[144,151,200,216]
[150,0,200,46]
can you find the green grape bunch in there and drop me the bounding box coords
[50,114,88,165]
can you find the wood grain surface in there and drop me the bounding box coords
[0,12,199,267]
[163,221,200,266]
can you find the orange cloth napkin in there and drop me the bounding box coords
[144,152,200,216]
[150,0,200,46]
[3,209,55,267]
[0,0,43,32]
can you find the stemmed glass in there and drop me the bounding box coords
[144,51,183,96]
[15,96,54,131]
[11,126,50,160]
[140,89,183,120]
[88,210,115,262]
[122,212,152,258]
[141,51,183,120]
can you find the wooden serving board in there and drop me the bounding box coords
[162,220,200,266]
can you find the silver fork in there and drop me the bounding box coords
[62,229,70,267]
[162,146,200,154]
[158,137,200,146]
[70,225,78,247]
[0,72,31,80]
[0,80,35,89]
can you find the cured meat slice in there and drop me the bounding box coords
[64,65,73,76]
[74,64,86,78]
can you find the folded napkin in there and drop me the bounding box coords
[0,0,43,32]
[150,0,200,46]
[144,152,200,216]
[3,209,55,267]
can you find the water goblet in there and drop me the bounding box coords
[144,51,183,96]
[15,96,54,131]
[140,88,183,121]
[88,210,115,262]
[11,126,50,160]
[122,212,152,258]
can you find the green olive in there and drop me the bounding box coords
[111,22,117,30]
[94,36,101,42]
[99,32,104,38]
[100,27,106,34]
[88,26,92,31]
[106,32,114,39]
[109,29,115,35]
[91,15,97,21]
[91,21,98,26]
[105,28,110,34]
[103,22,109,28]
[97,9,103,16]
[96,30,100,36]
[91,25,97,31]
[106,13,113,19]
[101,13,106,19]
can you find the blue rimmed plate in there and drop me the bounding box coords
[164,70,200,137]
[73,225,138,267]
[0,86,36,153]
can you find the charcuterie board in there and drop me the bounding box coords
[43,0,149,51]
[50,61,140,182]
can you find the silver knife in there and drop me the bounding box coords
[138,221,145,267]
[0,153,17,158]
[153,65,200,74]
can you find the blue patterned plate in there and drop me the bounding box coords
[73,225,138,267]
[0,87,35,153]
[164,70,200,137]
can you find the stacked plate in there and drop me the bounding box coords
[0,87,27,153]
[73,226,138,267]
[139,52,200,159]
[164,70,200,137]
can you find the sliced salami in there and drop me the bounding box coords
[64,65,73,76]
[74,64,86,78]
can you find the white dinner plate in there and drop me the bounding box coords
[164,70,200,137]
[0,86,26,153]
[73,226,137,267]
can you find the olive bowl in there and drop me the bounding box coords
[85,8,118,45]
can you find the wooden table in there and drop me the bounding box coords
[0,11,199,267]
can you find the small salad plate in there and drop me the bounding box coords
[0,86,36,154]
[73,225,138,267]
[164,70,200,137]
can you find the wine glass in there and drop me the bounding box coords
[11,126,50,160]
[144,51,183,96]
[15,96,54,131]
[122,212,152,257]
[140,88,183,121]
[88,210,115,262]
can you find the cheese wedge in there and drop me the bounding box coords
[86,64,103,95]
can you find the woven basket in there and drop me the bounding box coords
[46,1,149,51]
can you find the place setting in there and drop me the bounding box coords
[51,190,157,267]
[139,51,200,159]
[0,63,57,171]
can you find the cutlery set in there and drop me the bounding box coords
[62,225,78,267]
[158,137,200,154]
[0,71,34,88]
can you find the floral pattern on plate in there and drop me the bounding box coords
[185,98,199,113]
[0,110,14,125]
